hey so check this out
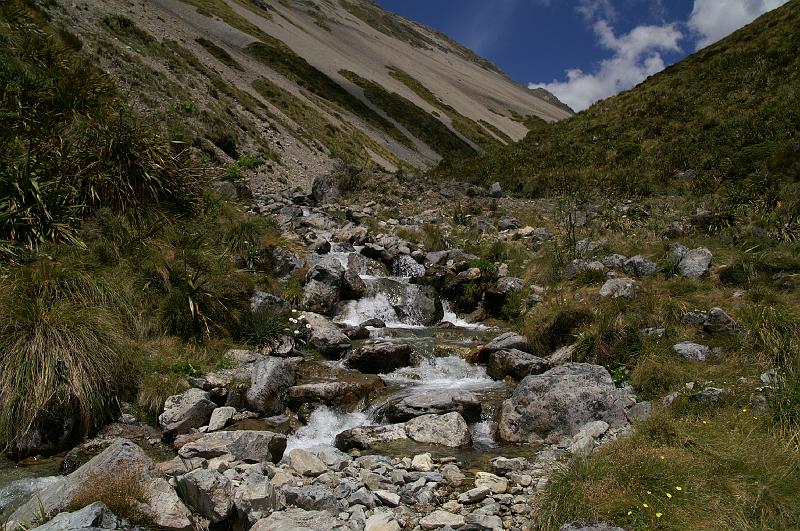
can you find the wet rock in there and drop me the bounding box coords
[1,477,61,520]
[251,508,339,531]
[303,312,352,357]
[343,269,367,299]
[288,361,383,407]
[344,341,413,374]
[369,278,444,326]
[33,501,120,530]
[159,388,217,440]
[287,448,327,477]
[348,253,389,276]
[475,332,529,362]
[405,412,472,447]
[377,390,482,423]
[623,255,658,277]
[342,324,371,340]
[246,357,300,415]
[703,307,744,334]
[673,342,710,362]
[335,424,409,451]
[487,349,548,381]
[599,278,637,299]
[178,430,287,463]
[302,256,345,314]
[498,363,633,444]
[392,255,426,278]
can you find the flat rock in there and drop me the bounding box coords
[377,389,482,422]
[487,349,548,380]
[158,388,216,440]
[420,510,466,529]
[405,412,472,447]
[178,430,287,463]
[344,341,413,374]
[251,508,339,531]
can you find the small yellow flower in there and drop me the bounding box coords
[627,511,633,516]
[659,455,665,460]
[656,512,663,518]
[647,491,652,495]
[675,486,683,491]
[666,493,673,499]
[643,503,649,508]
[741,408,748,413]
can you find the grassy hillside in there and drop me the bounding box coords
[437,1,800,206]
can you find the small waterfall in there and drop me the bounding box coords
[382,356,502,392]
[441,300,487,330]
[392,255,425,278]
[286,406,369,452]
[471,420,500,449]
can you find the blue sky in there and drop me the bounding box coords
[375,0,790,111]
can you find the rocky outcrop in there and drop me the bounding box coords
[158,388,216,440]
[376,390,482,422]
[498,363,634,444]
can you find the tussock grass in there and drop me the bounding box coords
[69,467,153,527]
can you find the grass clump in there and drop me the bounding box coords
[68,468,153,527]
[195,37,242,70]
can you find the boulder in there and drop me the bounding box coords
[690,387,733,404]
[487,349,548,380]
[498,363,633,444]
[489,182,503,197]
[498,217,520,231]
[286,448,327,477]
[344,341,413,374]
[311,173,340,204]
[673,342,710,362]
[392,255,426,278]
[288,361,383,407]
[405,412,472,447]
[563,259,606,280]
[623,255,658,277]
[365,512,401,531]
[475,472,508,494]
[250,291,290,316]
[679,247,712,278]
[176,468,234,523]
[369,278,443,326]
[476,331,529,363]
[158,388,216,440]
[143,477,194,530]
[251,508,338,531]
[342,269,367,299]
[272,247,304,279]
[207,406,237,432]
[177,430,287,463]
[246,357,300,415]
[598,278,637,299]
[32,501,120,531]
[420,510,466,529]
[335,424,409,451]
[703,307,744,334]
[280,485,343,512]
[302,256,345,314]
[377,390,482,423]
[302,312,352,358]
[0,477,61,521]
[234,471,277,523]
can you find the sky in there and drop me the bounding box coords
[374,0,791,111]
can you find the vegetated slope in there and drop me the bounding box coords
[438,0,800,201]
[38,0,571,192]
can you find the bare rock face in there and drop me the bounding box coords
[246,357,301,415]
[498,363,634,444]
[177,430,287,464]
[376,390,482,423]
[487,349,549,381]
[158,388,216,440]
[404,412,472,447]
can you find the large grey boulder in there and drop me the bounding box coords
[405,412,472,447]
[673,342,710,362]
[176,468,234,523]
[234,471,277,523]
[144,477,193,530]
[158,388,216,440]
[368,278,443,326]
[280,485,343,512]
[344,341,413,374]
[679,247,712,278]
[498,363,633,444]
[599,277,637,299]
[246,357,301,415]
[703,307,744,334]
[302,256,345,314]
[251,508,339,531]
[348,254,389,276]
[177,430,287,463]
[1,477,61,521]
[487,349,548,380]
[302,312,352,358]
[624,255,658,277]
[377,390,482,422]
[31,501,120,530]
[311,173,340,204]
[286,448,327,477]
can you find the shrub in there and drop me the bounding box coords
[243,307,287,349]
[68,467,153,527]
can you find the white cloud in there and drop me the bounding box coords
[530,20,681,111]
[688,0,790,49]
[530,0,790,112]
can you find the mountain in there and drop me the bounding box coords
[41,0,571,191]
[437,0,800,199]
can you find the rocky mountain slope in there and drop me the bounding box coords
[43,0,570,191]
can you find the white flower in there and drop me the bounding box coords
[294,330,299,335]
[291,309,297,313]
[299,315,306,320]
[306,324,312,329]
[289,318,297,324]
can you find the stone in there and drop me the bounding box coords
[374,490,400,507]
[288,364,383,407]
[311,173,340,204]
[302,312,352,357]
[348,253,389,276]
[498,217,521,231]
[0,477,62,521]
[703,307,744,334]
[489,182,503,197]
[487,349,548,380]
[679,247,712,278]
[602,254,627,269]
[598,278,637,299]
[475,472,508,494]
[367,278,444,326]
[623,255,658,277]
[335,424,409,451]
[563,259,606,279]
[673,342,711,362]
[176,468,234,523]
[498,363,633,444]
[392,255,426,278]
[411,453,433,472]
[626,401,652,422]
[476,332,529,362]
[349,487,376,508]
[569,420,609,456]
[251,291,290,316]
[158,388,216,440]
[32,501,120,530]
[491,457,531,475]
[441,464,466,485]
[342,269,367,299]
[690,387,733,404]
[378,390,482,423]
[287,448,327,477]
[458,486,490,504]
[344,342,413,374]
[420,510,466,529]
[272,247,304,278]
[234,471,277,523]
[207,406,236,432]
[465,513,503,530]
[251,508,338,531]
[365,511,401,531]
[405,412,472,447]
[211,180,237,199]
[281,485,343,512]
[246,357,300,415]
[178,430,287,463]
[143,477,193,530]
